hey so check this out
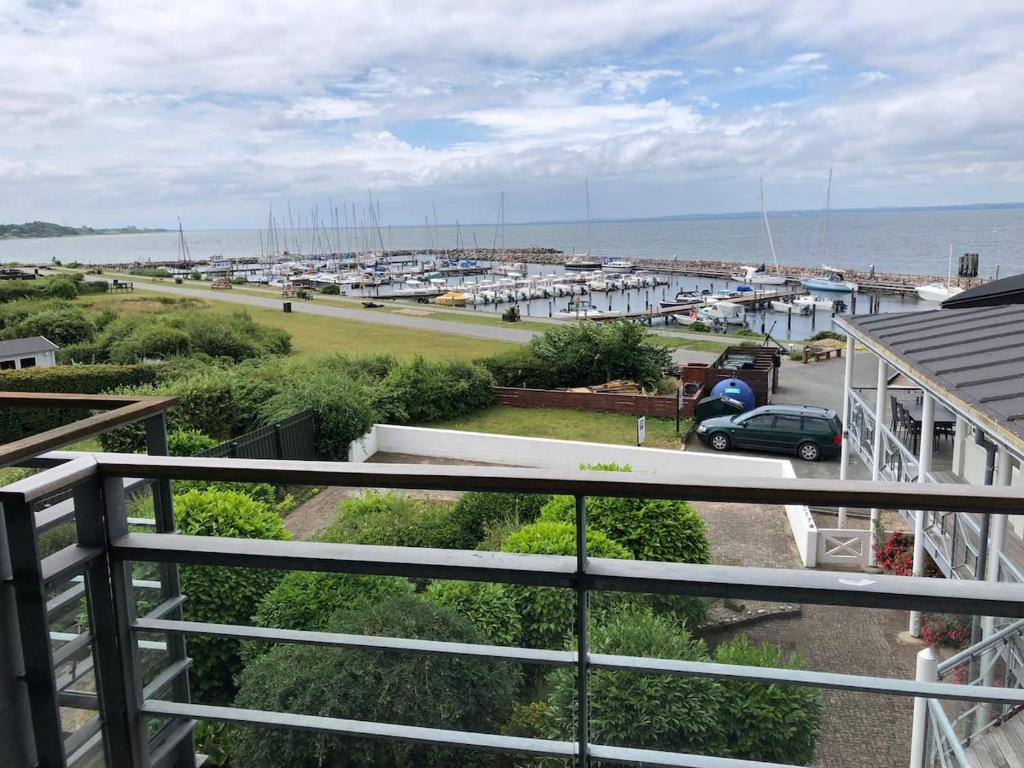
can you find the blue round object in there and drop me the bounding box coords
[709,378,756,411]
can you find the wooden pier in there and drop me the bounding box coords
[582,288,803,324]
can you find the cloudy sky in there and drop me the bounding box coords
[2,1,1023,227]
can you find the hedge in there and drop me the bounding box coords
[446,491,551,550]
[374,356,495,424]
[424,580,522,646]
[0,364,158,442]
[321,492,464,549]
[232,596,521,768]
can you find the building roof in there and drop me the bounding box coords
[840,305,1024,449]
[0,336,58,357]
[943,273,1024,308]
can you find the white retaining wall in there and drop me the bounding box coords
[351,425,828,566]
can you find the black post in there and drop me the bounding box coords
[574,495,590,768]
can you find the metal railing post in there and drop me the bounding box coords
[910,646,938,768]
[0,499,42,768]
[574,494,590,768]
[144,414,195,766]
[75,477,148,766]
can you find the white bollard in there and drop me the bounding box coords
[909,646,938,768]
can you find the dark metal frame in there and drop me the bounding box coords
[3,451,1024,766]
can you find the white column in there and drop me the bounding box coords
[909,393,934,637]
[838,335,855,528]
[869,357,887,565]
[909,646,938,768]
[980,446,1011,638]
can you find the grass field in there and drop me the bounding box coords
[427,406,687,450]
[77,291,519,361]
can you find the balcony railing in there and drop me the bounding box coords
[4,450,1024,768]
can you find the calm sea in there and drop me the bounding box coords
[2,206,1023,278]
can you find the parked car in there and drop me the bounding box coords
[695,404,842,461]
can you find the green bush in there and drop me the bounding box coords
[375,356,494,424]
[167,429,219,456]
[424,580,521,645]
[0,363,158,443]
[11,307,94,345]
[447,492,550,550]
[479,345,551,389]
[232,596,521,768]
[319,284,341,295]
[501,521,630,649]
[688,320,711,333]
[174,490,290,703]
[109,325,192,362]
[129,267,173,278]
[44,275,81,299]
[544,605,722,755]
[809,330,846,342]
[539,495,711,565]
[259,368,375,459]
[712,636,822,764]
[323,492,462,549]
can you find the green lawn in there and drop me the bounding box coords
[77,290,519,361]
[427,406,686,450]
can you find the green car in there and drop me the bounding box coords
[695,404,842,461]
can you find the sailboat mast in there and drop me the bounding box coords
[947,242,953,289]
[585,178,591,256]
[760,179,779,274]
[822,167,832,264]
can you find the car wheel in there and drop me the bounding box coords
[709,432,731,452]
[798,441,821,462]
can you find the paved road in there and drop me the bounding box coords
[129,280,538,344]
[125,279,721,364]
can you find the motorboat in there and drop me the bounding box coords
[800,266,858,293]
[660,291,704,310]
[564,254,602,271]
[435,291,467,307]
[771,300,811,315]
[555,301,603,318]
[602,258,636,273]
[699,301,746,326]
[731,264,787,285]
[673,309,701,326]
[792,294,835,312]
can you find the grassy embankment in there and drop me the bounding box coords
[427,406,687,450]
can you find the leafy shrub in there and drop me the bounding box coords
[500,521,630,649]
[44,275,81,299]
[319,284,341,294]
[174,490,290,703]
[11,307,94,345]
[171,480,284,511]
[375,356,494,424]
[109,324,192,362]
[129,267,173,278]
[231,596,521,768]
[424,580,521,645]
[809,330,846,342]
[259,367,375,459]
[688,321,711,333]
[713,636,822,764]
[539,495,711,565]
[544,605,722,754]
[447,492,551,550]
[323,492,462,549]
[922,614,972,650]
[56,341,106,364]
[167,429,219,456]
[479,345,552,389]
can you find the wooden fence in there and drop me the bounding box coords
[197,409,317,461]
[493,387,693,419]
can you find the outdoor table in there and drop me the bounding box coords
[903,402,956,453]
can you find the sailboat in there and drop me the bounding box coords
[732,179,787,285]
[915,244,965,302]
[800,169,858,292]
[566,179,602,271]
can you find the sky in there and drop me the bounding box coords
[1,1,1023,228]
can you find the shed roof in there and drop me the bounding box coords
[840,305,1024,449]
[0,336,58,357]
[943,273,1024,308]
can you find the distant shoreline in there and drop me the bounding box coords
[0,222,169,240]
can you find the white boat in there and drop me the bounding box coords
[555,301,602,318]
[916,244,965,302]
[602,258,636,273]
[660,291,703,309]
[564,254,602,271]
[800,266,858,293]
[699,301,746,326]
[793,295,835,312]
[673,310,701,326]
[771,300,811,315]
[732,264,787,285]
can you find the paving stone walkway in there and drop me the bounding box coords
[698,500,919,768]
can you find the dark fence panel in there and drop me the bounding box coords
[197,410,317,461]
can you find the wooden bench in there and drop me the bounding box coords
[802,346,842,364]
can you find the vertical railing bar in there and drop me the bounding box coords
[3,494,66,767]
[143,415,194,767]
[0,501,38,768]
[574,494,590,768]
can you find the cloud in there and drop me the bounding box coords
[0,1,1022,225]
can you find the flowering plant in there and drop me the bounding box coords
[922,614,972,650]
[873,531,941,577]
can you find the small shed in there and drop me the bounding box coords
[0,336,58,370]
